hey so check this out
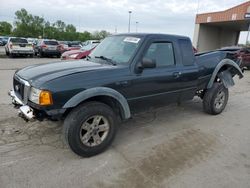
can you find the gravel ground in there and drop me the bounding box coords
[0,57,250,188]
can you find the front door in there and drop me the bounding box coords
[128,40,183,112]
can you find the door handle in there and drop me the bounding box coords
[116,80,129,86]
[173,72,182,78]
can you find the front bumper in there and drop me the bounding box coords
[8,90,66,121]
[8,90,35,120]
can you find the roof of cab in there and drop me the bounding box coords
[113,33,190,40]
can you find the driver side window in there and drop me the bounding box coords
[144,42,175,67]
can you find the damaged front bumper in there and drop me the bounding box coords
[8,90,35,120]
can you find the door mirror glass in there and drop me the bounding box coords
[142,58,156,68]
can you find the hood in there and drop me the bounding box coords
[16,60,113,86]
[62,49,82,56]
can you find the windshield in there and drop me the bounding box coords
[89,36,141,64]
[10,38,28,43]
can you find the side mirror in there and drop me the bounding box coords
[135,58,156,74]
[141,58,156,68]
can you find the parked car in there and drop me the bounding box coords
[67,41,82,50]
[61,42,99,60]
[58,41,69,52]
[0,36,9,46]
[193,46,198,53]
[34,39,61,57]
[58,41,82,53]
[5,37,34,57]
[27,38,37,44]
[82,40,100,46]
[9,33,243,157]
[237,48,250,69]
[218,46,250,69]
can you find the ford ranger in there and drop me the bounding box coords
[9,34,243,157]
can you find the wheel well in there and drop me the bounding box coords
[215,65,229,82]
[216,64,239,82]
[63,95,124,120]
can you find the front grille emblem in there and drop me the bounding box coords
[15,85,20,91]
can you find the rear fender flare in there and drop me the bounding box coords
[207,59,243,89]
[63,87,131,119]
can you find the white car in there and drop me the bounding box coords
[5,37,34,57]
[27,38,37,44]
[81,40,100,46]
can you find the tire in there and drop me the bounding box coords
[63,101,118,157]
[203,82,229,115]
[6,50,9,56]
[9,53,14,58]
[38,50,43,58]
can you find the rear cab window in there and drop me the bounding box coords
[178,39,195,66]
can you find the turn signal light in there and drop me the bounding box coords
[39,91,53,105]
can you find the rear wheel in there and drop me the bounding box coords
[63,101,118,157]
[203,82,229,115]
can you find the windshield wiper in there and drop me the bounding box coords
[95,56,117,66]
[86,55,91,61]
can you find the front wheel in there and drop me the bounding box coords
[203,82,229,115]
[63,101,118,157]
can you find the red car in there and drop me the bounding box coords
[219,47,250,69]
[59,41,82,53]
[61,43,99,60]
[237,48,250,69]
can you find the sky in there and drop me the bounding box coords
[0,0,249,42]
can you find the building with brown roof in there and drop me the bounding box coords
[193,1,250,52]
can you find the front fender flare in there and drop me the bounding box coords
[63,87,131,119]
[207,59,243,89]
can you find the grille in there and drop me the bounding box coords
[13,77,25,100]
[13,75,30,104]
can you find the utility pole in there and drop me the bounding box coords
[135,21,139,33]
[246,23,250,45]
[196,0,200,14]
[128,11,132,33]
[42,14,44,38]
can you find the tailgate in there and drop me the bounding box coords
[12,43,33,51]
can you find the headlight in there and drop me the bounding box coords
[69,53,79,58]
[29,87,53,105]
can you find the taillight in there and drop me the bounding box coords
[41,43,47,48]
[58,45,63,50]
